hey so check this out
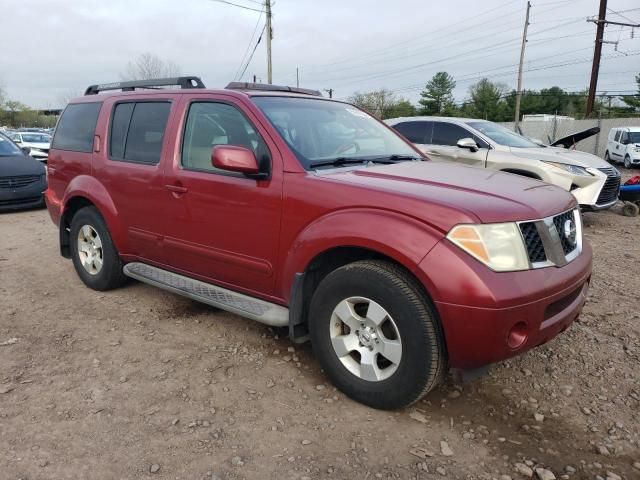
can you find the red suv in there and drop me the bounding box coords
[46,77,592,409]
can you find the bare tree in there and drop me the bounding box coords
[56,89,82,108]
[122,53,181,80]
[347,89,415,119]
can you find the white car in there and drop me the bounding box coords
[605,127,640,168]
[9,132,51,162]
[386,116,620,211]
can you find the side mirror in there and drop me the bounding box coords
[21,146,31,155]
[212,145,262,176]
[456,138,479,153]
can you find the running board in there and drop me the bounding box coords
[123,262,289,327]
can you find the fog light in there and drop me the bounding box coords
[507,321,528,349]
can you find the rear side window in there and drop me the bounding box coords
[432,122,474,146]
[614,130,621,142]
[109,101,171,165]
[393,121,433,144]
[52,102,102,152]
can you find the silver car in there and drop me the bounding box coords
[386,117,620,211]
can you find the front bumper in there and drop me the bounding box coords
[418,239,592,370]
[0,177,47,212]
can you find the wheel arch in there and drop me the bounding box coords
[60,176,124,258]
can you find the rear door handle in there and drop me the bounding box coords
[165,184,188,194]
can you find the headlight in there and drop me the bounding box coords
[543,161,591,176]
[447,223,529,272]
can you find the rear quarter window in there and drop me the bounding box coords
[52,102,102,153]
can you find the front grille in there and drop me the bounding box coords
[519,222,546,263]
[553,210,577,255]
[596,167,621,205]
[0,174,41,189]
[0,196,41,206]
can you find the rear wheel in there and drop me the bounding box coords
[308,260,445,410]
[70,207,127,291]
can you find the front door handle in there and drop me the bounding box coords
[165,184,188,194]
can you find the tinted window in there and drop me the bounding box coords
[109,102,170,165]
[432,122,474,146]
[52,102,102,152]
[393,121,432,144]
[0,133,23,156]
[182,102,269,173]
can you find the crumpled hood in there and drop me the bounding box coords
[0,155,46,176]
[509,146,609,169]
[322,161,576,227]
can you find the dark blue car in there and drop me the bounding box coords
[0,131,47,211]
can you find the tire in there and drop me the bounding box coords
[308,260,446,410]
[69,206,127,291]
[604,151,610,163]
[622,202,639,217]
[624,155,632,169]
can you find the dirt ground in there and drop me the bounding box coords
[1,169,639,480]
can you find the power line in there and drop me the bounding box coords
[234,10,264,80]
[237,24,266,81]
[208,0,264,13]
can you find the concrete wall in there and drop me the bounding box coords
[499,117,640,158]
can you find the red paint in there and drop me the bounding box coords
[46,88,593,370]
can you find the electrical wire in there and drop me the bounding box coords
[208,0,263,13]
[237,25,266,81]
[234,10,264,80]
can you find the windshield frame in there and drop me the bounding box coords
[251,95,424,170]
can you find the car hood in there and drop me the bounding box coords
[23,142,50,149]
[0,155,46,176]
[322,161,575,227]
[508,146,610,169]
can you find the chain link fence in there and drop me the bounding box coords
[499,117,640,159]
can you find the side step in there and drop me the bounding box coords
[123,262,289,327]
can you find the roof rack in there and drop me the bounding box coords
[225,82,322,97]
[84,76,206,95]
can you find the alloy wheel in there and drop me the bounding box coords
[77,225,104,275]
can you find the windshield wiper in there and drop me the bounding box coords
[309,157,394,169]
[387,154,423,161]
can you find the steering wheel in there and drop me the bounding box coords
[332,142,360,156]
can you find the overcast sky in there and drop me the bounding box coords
[2,0,639,108]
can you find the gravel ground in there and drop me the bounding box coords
[1,169,639,480]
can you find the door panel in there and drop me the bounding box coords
[161,96,283,296]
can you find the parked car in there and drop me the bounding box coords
[606,127,640,168]
[386,117,620,211]
[0,132,47,211]
[9,131,51,162]
[46,78,592,409]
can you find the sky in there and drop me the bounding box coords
[1,0,639,109]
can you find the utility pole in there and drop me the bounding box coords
[514,1,531,130]
[296,67,299,88]
[266,0,273,84]
[586,1,639,116]
[324,88,333,99]
[586,0,607,117]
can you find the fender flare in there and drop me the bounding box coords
[61,175,127,252]
[280,208,444,300]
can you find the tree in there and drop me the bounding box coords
[418,72,456,115]
[621,73,640,111]
[122,53,180,80]
[465,79,508,121]
[347,89,415,119]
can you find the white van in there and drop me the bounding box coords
[606,127,640,168]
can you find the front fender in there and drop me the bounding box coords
[62,175,126,252]
[280,208,444,299]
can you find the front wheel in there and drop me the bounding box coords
[624,155,632,169]
[69,206,127,291]
[604,151,611,163]
[308,260,446,410]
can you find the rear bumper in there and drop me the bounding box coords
[0,179,47,212]
[418,239,592,370]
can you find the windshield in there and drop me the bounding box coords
[0,133,23,156]
[629,132,640,144]
[467,121,540,148]
[252,96,420,169]
[21,133,51,143]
